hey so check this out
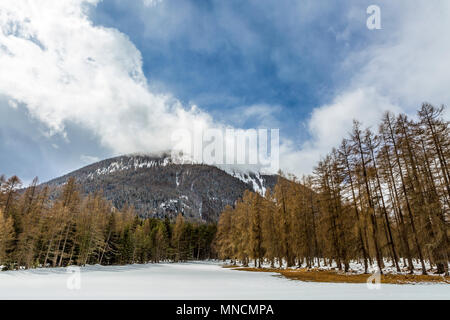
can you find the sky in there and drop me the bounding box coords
[0,0,449,184]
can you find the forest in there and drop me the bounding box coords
[0,176,216,270]
[215,104,449,275]
[1,103,448,276]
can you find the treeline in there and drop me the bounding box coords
[215,104,449,275]
[0,177,216,270]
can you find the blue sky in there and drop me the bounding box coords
[91,0,372,135]
[0,0,449,184]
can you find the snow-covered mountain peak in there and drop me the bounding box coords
[44,153,277,222]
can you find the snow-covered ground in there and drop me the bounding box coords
[232,258,447,276]
[0,261,448,300]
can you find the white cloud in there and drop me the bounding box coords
[220,104,283,128]
[307,88,401,151]
[1,0,449,179]
[0,0,215,156]
[285,1,450,177]
[142,0,163,7]
[0,0,284,175]
[7,99,18,109]
[80,154,100,164]
[279,88,402,176]
[350,1,450,110]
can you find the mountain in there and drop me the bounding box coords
[43,153,277,222]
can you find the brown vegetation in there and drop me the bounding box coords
[0,176,216,270]
[215,104,450,276]
[227,266,450,284]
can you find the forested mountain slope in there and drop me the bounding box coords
[43,154,277,222]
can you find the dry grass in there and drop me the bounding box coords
[225,265,450,284]
[221,265,239,269]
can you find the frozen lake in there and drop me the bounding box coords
[0,261,448,299]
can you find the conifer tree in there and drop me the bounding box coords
[0,209,15,267]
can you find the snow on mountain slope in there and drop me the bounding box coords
[229,171,268,196]
[84,153,273,198]
[85,153,196,179]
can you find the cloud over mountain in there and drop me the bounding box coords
[0,0,449,180]
[0,0,214,155]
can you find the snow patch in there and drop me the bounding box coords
[230,171,267,195]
